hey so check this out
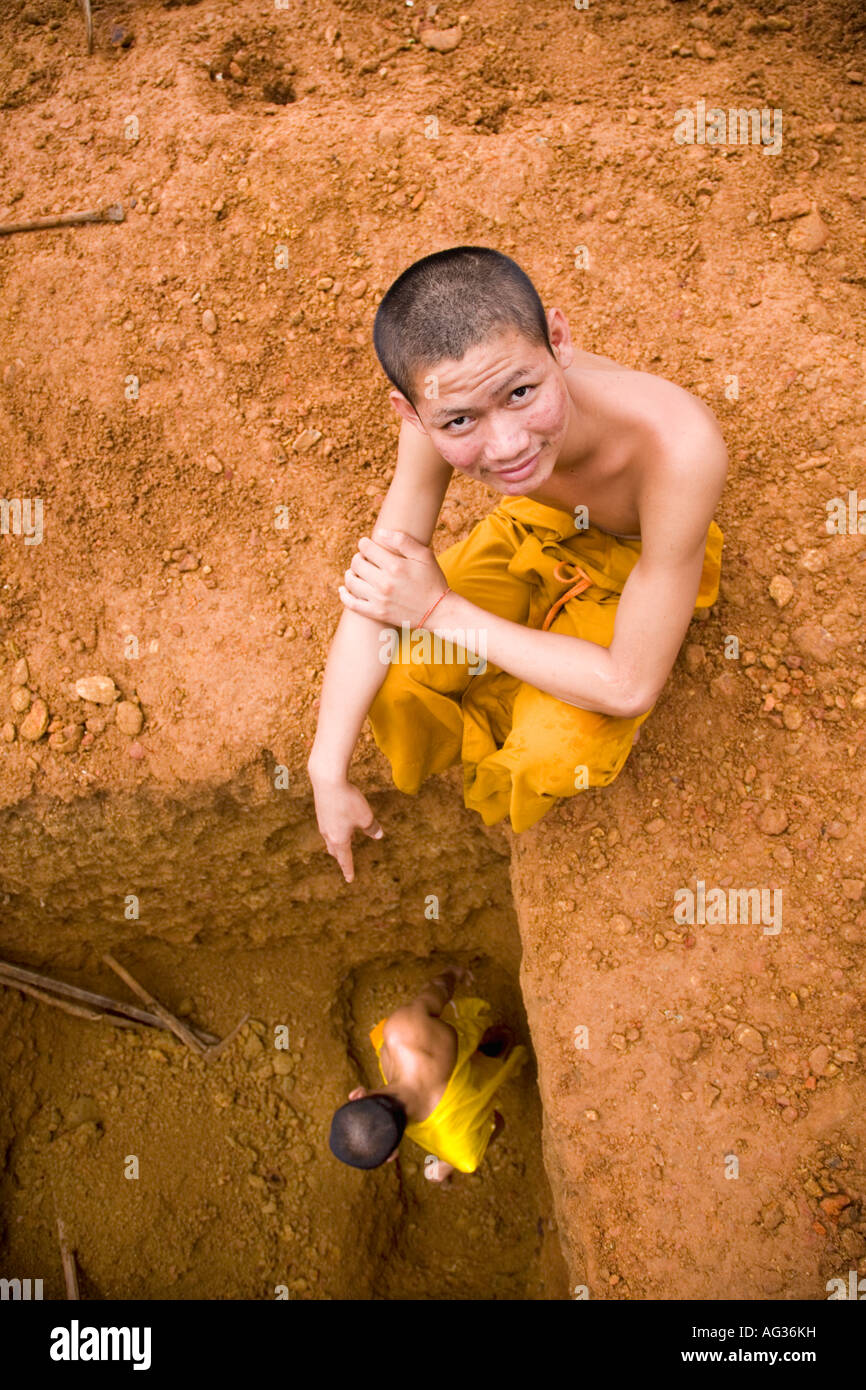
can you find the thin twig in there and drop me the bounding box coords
[0,957,217,1041]
[0,976,137,1027]
[57,1218,80,1300]
[79,0,93,56]
[0,205,124,237]
[203,1012,251,1062]
[101,954,209,1056]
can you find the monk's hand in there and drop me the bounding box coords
[309,775,383,884]
[338,529,449,629]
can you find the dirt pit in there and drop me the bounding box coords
[0,775,568,1300]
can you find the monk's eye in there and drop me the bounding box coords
[443,416,469,430]
[511,385,535,400]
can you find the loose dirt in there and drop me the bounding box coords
[1,0,865,1300]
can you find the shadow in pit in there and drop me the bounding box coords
[333,951,569,1300]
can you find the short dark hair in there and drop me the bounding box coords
[372,246,554,410]
[329,1094,407,1170]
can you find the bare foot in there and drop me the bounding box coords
[424,1155,455,1186]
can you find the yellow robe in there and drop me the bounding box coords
[368,495,724,832]
[369,997,527,1174]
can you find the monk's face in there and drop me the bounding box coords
[405,315,574,494]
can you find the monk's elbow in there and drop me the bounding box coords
[616,683,656,720]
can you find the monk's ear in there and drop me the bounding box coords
[389,390,426,432]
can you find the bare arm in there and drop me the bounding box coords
[383,428,728,718]
[307,420,453,878]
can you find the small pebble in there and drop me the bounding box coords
[116,701,144,736]
[11,657,29,685]
[758,806,788,835]
[20,698,49,741]
[10,687,31,713]
[769,575,794,608]
[202,308,218,334]
[74,675,117,705]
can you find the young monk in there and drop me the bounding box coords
[308,246,727,881]
[328,964,527,1185]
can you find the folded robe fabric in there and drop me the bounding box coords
[368,494,724,832]
[369,996,527,1174]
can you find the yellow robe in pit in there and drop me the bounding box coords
[369,997,527,1174]
[368,495,724,833]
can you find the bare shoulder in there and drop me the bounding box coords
[641,378,728,479]
[384,1003,447,1048]
[633,381,727,549]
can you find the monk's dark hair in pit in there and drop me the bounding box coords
[373,245,555,411]
[328,1094,408,1170]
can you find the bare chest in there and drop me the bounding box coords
[526,354,704,540]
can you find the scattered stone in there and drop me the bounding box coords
[820,1194,851,1218]
[645,817,666,834]
[19,698,49,741]
[610,1033,627,1051]
[787,208,829,253]
[128,741,145,760]
[734,1023,765,1055]
[177,553,198,572]
[116,701,144,736]
[610,914,632,935]
[10,687,31,713]
[808,1043,831,1076]
[769,574,794,608]
[782,707,803,731]
[293,428,322,452]
[762,1204,784,1230]
[684,643,705,672]
[769,191,812,222]
[272,1054,293,1076]
[694,40,716,59]
[418,23,462,52]
[48,724,84,754]
[11,657,29,685]
[671,1030,701,1062]
[781,1106,798,1124]
[852,687,866,710]
[758,805,788,835]
[202,308,218,334]
[74,675,117,705]
[205,454,224,474]
[799,548,826,573]
[85,716,106,734]
[1,721,15,742]
[792,622,836,664]
[349,278,368,298]
[841,880,864,901]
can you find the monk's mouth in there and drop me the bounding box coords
[492,449,542,482]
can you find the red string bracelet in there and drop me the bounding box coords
[416,587,451,630]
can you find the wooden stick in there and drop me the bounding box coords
[0,205,124,237]
[57,1218,80,1300]
[203,1012,251,1062]
[101,954,209,1056]
[80,0,93,56]
[0,958,218,1043]
[0,976,138,1027]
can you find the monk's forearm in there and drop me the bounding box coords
[307,607,393,783]
[429,590,635,718]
